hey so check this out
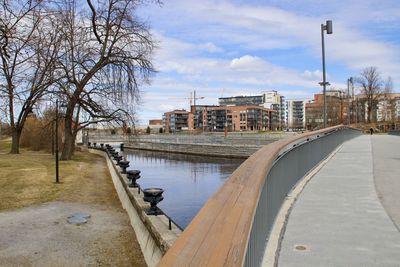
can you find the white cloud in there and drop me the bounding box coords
[230,55,268,71]
[302,70,323,80]
[200,42,224,53]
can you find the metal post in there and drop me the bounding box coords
[320,20,332,128]
[321,24,327,128]
[347,78,351,125]
[52,120,55,155]
[55,99,59,183]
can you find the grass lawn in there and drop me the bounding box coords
[0,139,119,211]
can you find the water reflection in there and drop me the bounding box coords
[124,149,244,229]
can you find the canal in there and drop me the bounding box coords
[124,149,244,229]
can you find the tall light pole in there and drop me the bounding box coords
[55,99,59,183]
[55,100,67,183]
[347,77,353,125]
[319,20,333,128]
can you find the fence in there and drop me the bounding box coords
[87,133,293,147]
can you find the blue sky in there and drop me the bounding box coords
[135,0,400,125]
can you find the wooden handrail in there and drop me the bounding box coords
[158,125,350,267]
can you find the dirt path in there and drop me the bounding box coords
[0,201,145,266]
[0,145,146,267]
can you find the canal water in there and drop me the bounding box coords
[123,149,244,229]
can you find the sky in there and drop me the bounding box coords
[135,0,400,125]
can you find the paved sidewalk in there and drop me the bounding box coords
[278,135,400,267]
[371,135,400,230]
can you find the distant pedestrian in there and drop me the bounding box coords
[370,127,373,135]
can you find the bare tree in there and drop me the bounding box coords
[0,0,61,153]
[356,67,383,123]
[56,0,156,160]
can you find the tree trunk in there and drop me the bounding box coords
[10,127,21,154]
[367,106,372,123]
[60,110,74,160]
[61,129,74,160]
[71,130,78,157]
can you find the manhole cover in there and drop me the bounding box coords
[67,212,91,225]
[67,212,91,219]
[295,245,308,251]
[67,216,87,225]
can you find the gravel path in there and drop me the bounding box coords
[0,201,145,266]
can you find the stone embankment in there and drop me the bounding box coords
[125,141,260,158]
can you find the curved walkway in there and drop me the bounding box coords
[278,135,400,266]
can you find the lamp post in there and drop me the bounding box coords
[55,100,60,183]
[55,100,67,184]
[347,77,353,125]
[319,20,333,128]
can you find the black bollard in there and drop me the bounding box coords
[143,188,164,216]
[120,143,124,152]
[118,160,130,174]
[114,155,123,164]
[127,170,141,188]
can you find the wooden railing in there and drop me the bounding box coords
[158,125,362,267]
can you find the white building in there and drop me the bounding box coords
[262,91,286,129]
[286,99,311,130]
[376,96,400,122]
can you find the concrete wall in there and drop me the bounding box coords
[126,141,260,158]
[89,149,181,267]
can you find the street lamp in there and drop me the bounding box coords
[347,77,353,125]
[319,20,333,128]
[55,99,67,183]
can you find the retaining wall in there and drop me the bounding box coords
[88,148,181,267]
[126,141,260,158]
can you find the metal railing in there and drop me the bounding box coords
[88,133,294,147]
[158,125,362,267]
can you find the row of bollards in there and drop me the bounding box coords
[92,143,165,217]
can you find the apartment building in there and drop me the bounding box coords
[376,95,400,122]
[286,100,310,130]
[191,105,274,132]
[162,110,194,133]
[305,90,347,130]
[218,90,285,129]
[218,95,264,106]
[261,91,286,129]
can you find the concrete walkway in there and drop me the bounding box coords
[278,135,400,267]
[371,135,400,230]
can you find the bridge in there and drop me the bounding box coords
[157,126,400,266]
